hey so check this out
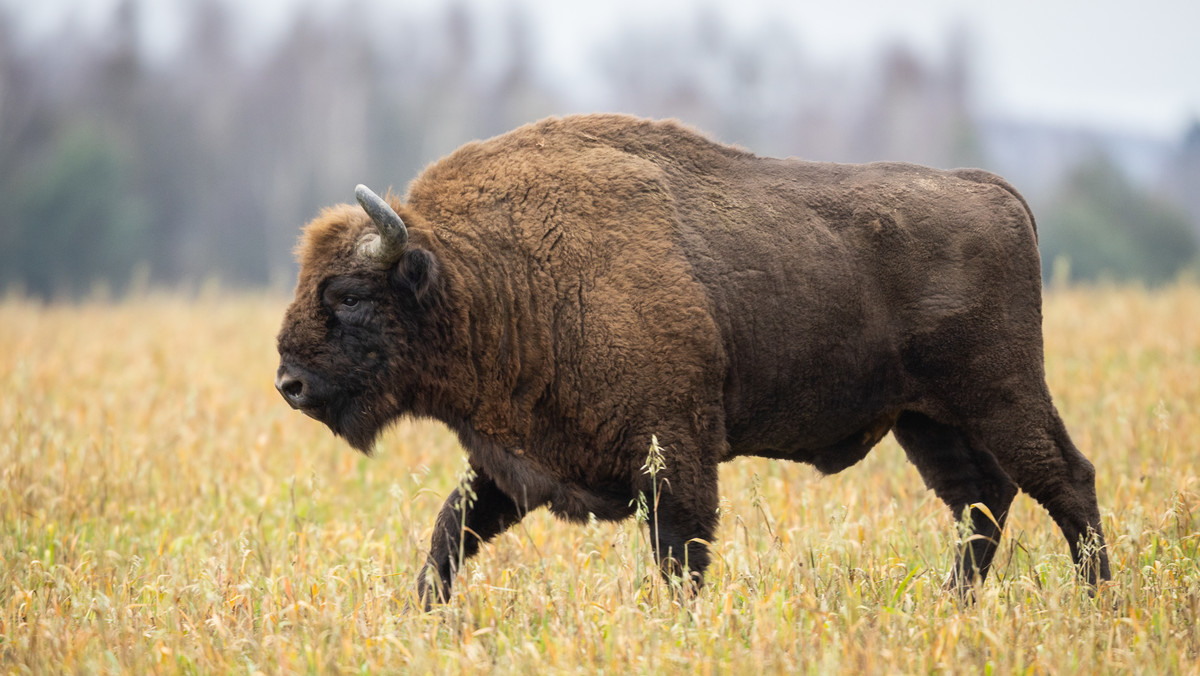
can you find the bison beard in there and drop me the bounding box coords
[330,394,387,455]
[275,114,1111,608]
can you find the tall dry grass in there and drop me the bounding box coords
[1,285,1198,674]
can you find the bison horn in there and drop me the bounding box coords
[355,184,408,263]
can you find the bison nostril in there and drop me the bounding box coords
[282,379,303,398]
[275,370,307,408]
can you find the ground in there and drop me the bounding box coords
[1,283,1199,674]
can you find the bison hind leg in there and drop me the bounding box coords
[968,405,1111,588]
[893,411,1018,594]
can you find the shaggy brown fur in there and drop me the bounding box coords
[275,114,1110,606]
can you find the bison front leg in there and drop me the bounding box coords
[418,471,528,609]
[642,459,720,594]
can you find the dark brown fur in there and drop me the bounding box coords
[276,114,1110,606]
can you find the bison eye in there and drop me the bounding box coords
[341,296,360,308]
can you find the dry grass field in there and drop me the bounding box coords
[2,284,1199,674]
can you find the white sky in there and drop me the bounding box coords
[7,0,1199,140]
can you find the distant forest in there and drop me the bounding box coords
[1,0,1196,298]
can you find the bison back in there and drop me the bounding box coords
[660,155,1043,458]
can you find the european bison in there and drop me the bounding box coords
[275,114,1110,606]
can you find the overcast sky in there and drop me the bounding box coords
[9,0,1199,140]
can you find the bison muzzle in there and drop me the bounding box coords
[275,114,1111,607]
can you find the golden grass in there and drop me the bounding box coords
[2,285,1199,674]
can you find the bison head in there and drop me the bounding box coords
[275,185,443,453]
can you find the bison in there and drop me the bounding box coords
[275,114,1110,606]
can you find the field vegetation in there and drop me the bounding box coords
[2,284,1199,674]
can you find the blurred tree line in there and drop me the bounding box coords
[0,0,1195,298]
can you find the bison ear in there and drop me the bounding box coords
[392,247,438,301]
